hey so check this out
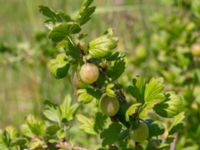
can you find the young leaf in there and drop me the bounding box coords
[106,83,116,97]
[4,126,18,140]
[39,6,59,22]
[58,40,81,62]
[106,51,126,61]
[139,100,158,118]
[43,101,61,124]
[125,103,142,121]
[21,115,45,138]
[94,112,107,133]
[49,22,81,42]
[89,29,118,58]
[29,138,44,150]
[81,0,93,8]
[127,76,145,103]
[48,53,70,79]
[77,88,101,104]
[153,92,184,118]
[39,6,71,23]
[56,128,66,139]
[11,138,27,147]
[21,124,35,138]
[107,59,125,81]
[144,78,164,102]
[76,0,96,25]
[146,120,165,138]
[59,94,79,122]
[168,112,185,134]
[0,131,10,149]
[100,123,122,146]
[76,114,97,135]
[46,125,60,136]
[27,116,45,137]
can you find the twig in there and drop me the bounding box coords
[170,133,178,150]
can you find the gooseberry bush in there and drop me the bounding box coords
[0,0,185,149]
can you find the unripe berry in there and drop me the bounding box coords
[79,63,99,84]
[191,43,200,57]
[131,121,149,142]
[100,96,119,116]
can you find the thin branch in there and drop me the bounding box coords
[170,133,178,150]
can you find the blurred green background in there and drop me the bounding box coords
[0,0,165,127]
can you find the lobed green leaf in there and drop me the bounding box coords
[125,103,142,122]
[89,29,118,58]
[76,114,97,135]
[49,22,81,42]
[48,53,70,79]
[77,88,101,104]
[153,92,184,118]
[168,112,185,134]
[39,5,71,23]
[100,123,122,146]
[76,0,96,25]
[144,78,164,102]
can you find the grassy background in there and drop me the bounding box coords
[0,0,165,127]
